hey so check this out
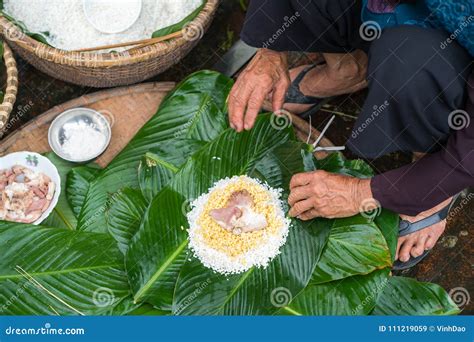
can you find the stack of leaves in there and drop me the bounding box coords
[0,71,460,316]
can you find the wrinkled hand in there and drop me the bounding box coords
[288,170,376,220]
[228,49,290,132]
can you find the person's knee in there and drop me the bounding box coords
[368,26,471,98]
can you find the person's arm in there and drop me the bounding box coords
[288,72,474,219]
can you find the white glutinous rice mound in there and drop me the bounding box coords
[3,0,203,51]
[187,175,291,275]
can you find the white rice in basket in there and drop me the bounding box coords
[4,0,203,51]
[187,175,291,275]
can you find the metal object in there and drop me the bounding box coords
[213,39,257,77]
[83,0,142,34]
[312,115,346,152]
[48,108,112,163]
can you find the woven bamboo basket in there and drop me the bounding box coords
[0,42,18,133]
[0,0,219,88]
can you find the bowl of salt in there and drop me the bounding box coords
[48,108,112,163]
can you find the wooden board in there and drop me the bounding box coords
[0,82,175,167]
[0,82,333,166]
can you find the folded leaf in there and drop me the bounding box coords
[282,269,390,316]
[0,222,130,315]
[66,165,101,217]
[106,188,148,254]
[371,277,460,315]
[138,140,205,202]
[311,215,392,284]
[316,153,374,178]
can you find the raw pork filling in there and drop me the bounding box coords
[0,166,55,223]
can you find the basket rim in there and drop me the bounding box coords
[0,0,219,67]
[0,42,18,130]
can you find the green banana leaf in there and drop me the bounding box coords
[0,222,130,315]
[282,269,390,315]
[66,164,101,218]
[77,71,233,233]
[105,296,169,316]
[126,115,299,310]
[371,277,460,315]
[311,215,392,284]
[40,153,78,230]
[172,137,332,315]
[106,188,148,254]
[138,140,206,202]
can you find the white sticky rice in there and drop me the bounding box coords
[187,175,291,275]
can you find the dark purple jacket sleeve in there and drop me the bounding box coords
[371,71,474,216]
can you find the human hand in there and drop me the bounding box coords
[228,49,290,132]
[288,170,376,220]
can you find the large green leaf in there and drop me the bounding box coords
[171,138,331,315]
[0,222,130,315]
[371,277,460,315]
[106,188,148,254]
[311,215,392,284]
[126,115,296,310]
[105,296,169,316]
[282,269,390,316]
[40,153,78,230]
[138,140,205,202]
[77,71,233,233]
[173,218,331,315]
[66,164,101,217]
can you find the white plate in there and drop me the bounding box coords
[0,152,61,225]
